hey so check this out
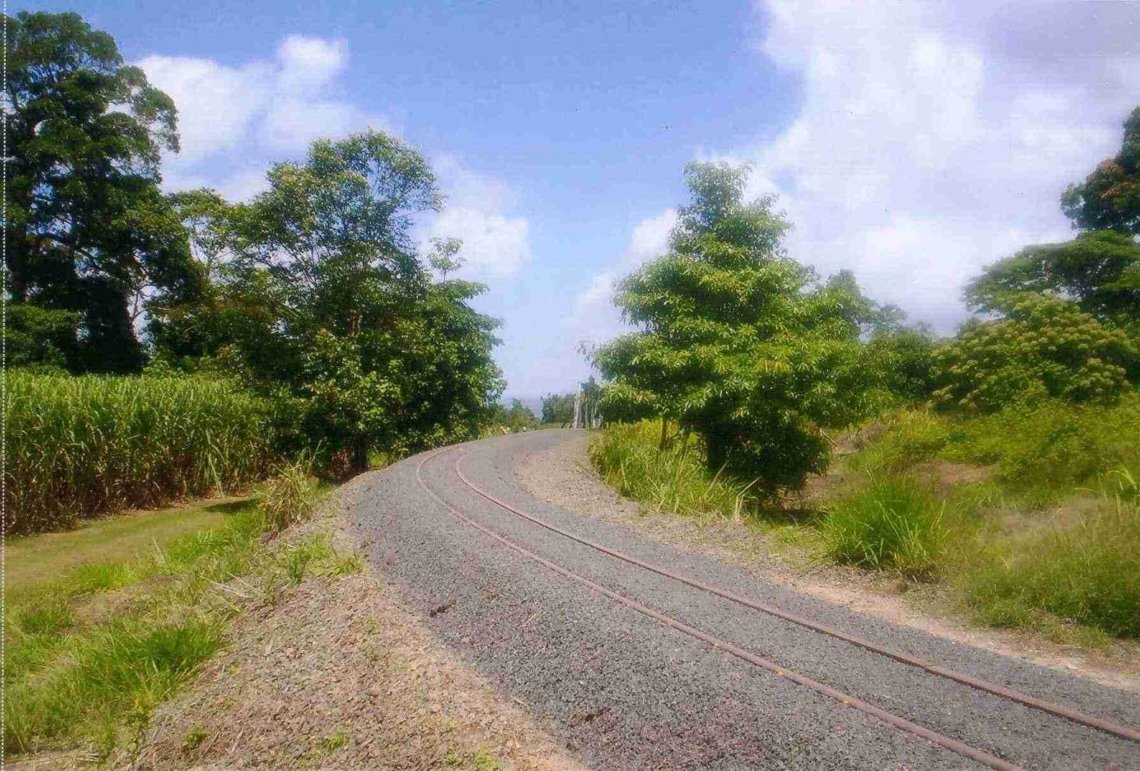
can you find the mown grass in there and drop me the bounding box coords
[6,498,238,601]
[593,411,1140,642]
[5,371,272,534]
[4,466,341,759]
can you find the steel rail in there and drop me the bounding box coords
[450,446,1140,745]
[415,448,1023,771]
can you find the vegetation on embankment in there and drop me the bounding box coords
[590,404,1140,643]
[2,465,357,759]
[6,11,509,537]
[5,372,271,535]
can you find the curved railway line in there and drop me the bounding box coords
[402,440,1140,770]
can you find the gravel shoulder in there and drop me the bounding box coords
[346,430,1140,770]
[517,433,1140,692]
[129,481,583,771]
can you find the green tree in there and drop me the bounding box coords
[489,399,539,432]
[167,132,503,470]
[934,295,1137,413]
[3,11,202,372]
[1061,107,1140,236]
[965,230,1140,325]
[593,162,873,495]
[862,325,939,403]
[540,393,575,425]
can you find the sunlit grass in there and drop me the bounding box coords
[5,371,271,534]
[4,467,343,759]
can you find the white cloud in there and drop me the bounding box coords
[566,208,677,342]
[574,3,1138,342]
[731,0,1138,332]
[138,56,270,163]
[139,35,387,198]
[423,156,532,279]
[275,35,347,93]
[427,207,531,278]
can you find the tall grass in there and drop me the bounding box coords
[5,372,272,534]
[588,420,756,519]
[821,478,946,578]
[848,395,1140,502]
[961,498,1140,637]
[258,461,321,534]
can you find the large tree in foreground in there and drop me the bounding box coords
[593,163,875,495]
[4,11,201,372]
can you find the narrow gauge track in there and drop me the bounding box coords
[446,448,1140,746]
[415,447,1032,770]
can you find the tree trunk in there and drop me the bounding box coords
[705,430,729,472]
[351,434,370,474]
[658,418,669,452]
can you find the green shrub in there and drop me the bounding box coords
[846,409,951,472]
[258,463,321,534]
[588,420,757,519]
[849,397,1140,501]
[934,295,1136,413]
[941,397,1140,497]
[961,500,1140,637]
[822,478,946,577]
[5,372,272,534]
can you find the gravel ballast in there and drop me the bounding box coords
[346,430,1140,770]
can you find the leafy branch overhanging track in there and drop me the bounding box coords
[446,447,1140,746]
[415,448,1025,771]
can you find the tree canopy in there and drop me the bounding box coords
[162,132,504,470]
[594,162,876,494]
[935,294,1136,413]
[964,230,1140,324]
[1062,107,1140,236]
[540,393,575,425]
[4,11,201,372]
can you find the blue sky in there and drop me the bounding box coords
[24,1,1140,399]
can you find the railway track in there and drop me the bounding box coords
[411,442,1140,770]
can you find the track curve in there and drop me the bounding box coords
[345,430,1140,770]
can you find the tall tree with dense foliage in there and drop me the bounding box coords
[540,393,575,425]
[965,230,1140,324]
[166,132,504,470]
[1061,107,1140,236]
[3,11,202,372]
[593,162,874,495]
[968,107,1140,332]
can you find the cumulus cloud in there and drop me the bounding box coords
[566,208,677,342]
[736,0,1139,331]
[140,35,387,198]
[423,156,532,279]
[574,3,1138,342]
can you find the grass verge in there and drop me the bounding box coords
[588,420,757,520]
[3,467,341,759]
[591,414,1140,644]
